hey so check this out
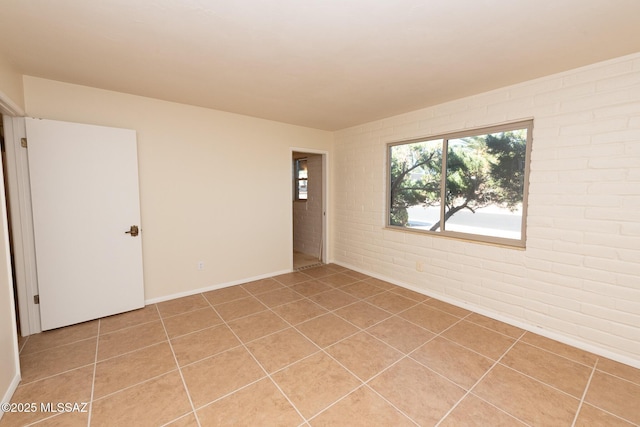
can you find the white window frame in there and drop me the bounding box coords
[294,157,308,201]
[386,120,533,248]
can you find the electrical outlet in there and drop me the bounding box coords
[416,261,424,272]
[197,261,204,271]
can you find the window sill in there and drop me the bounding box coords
[384,225,526,250]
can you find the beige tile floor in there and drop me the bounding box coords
[2,264,639,426]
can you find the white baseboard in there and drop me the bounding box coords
[0,372,21,420]
[333,261,640,370]
[145,268,292,305]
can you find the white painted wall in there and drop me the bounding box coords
[0,56,24,112]
[293,153,323,258]
[23,76,333,301]
[333,53,640,365]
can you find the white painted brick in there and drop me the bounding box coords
[595,71,640,92]
[578,327,638,356]
[552,218,620,234]
[535,110,594,127]
[480,277,527,298]
[559,117,628,137]
[527,269,584,289]
[584,207,640,222]
[557,144,626,160]
[620,223,640,236]
[530,158,589,172]
[547,306,610,333]
[621,196,640,209]
[581,304,637,327]
[508,77,563,99]
[584,232,638,249]
[562,60,634,86]
[523,258,553,273]
[480,259,525,277]
[625,142,640,157]
[528,205,586,219]
[588,156,640,171]
[617,248,640,263]
[534,82,595,106]
[584,256,640,276]
[333,53,640,361]
[591,128,640,145]
[553,241,618,259]
[616,298,640,316]
[609,323,640,343]
[528,182,588,196]
[593,102,640,119]
[560,88,639,113]
[583,280,640,301]
[552,264,610,284]
[580,291,616,309]
[475,284,528,307]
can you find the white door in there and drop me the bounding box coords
[26,118,144,330]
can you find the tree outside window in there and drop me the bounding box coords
[388,120,532,247]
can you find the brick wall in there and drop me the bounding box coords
[333,53,640,365]
[294,154,323,258]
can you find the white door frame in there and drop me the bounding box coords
[3,115,41,335]
[290,147,329,269]
[0,90,25,405]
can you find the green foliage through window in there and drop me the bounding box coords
[388,121,532,246]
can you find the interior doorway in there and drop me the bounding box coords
[0,113,20,336]
[292,150,326,270]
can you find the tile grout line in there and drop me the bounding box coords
[517,339,598,369]
[15,362,96,388]
[250,273,474,425]
[19,335,99,358]
[86,318,101,427]
[155,304,203,427]
[570,358,598,427]
[433,330,529,427]
[203,296,311,425]
[89,369,181,402]
[270,291,425,425]
[349,315,472,426]
[17,334,29,354]
[18,268,637,426]
[498,359,591,402]
[211,277,416,424]
[273,315,372,423]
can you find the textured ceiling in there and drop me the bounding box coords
[1,0,639,130]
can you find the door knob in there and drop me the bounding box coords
[125,225,139,237]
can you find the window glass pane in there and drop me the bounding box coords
[387,120,531,247]
[444,129,527,239]
[389,139,443,229]
[297,159,308,179]
[294,158,308,201]
[297,179,308,200]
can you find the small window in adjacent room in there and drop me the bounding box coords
[387,120,533,247]
[294,158,308,201]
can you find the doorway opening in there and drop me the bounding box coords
[292,150,326,270]
[0,113,21,336]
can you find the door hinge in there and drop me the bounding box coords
[33,294,39,304]
[21,137,28,148]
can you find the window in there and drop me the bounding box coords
[294,158,308,201]
[387,120,532,247]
